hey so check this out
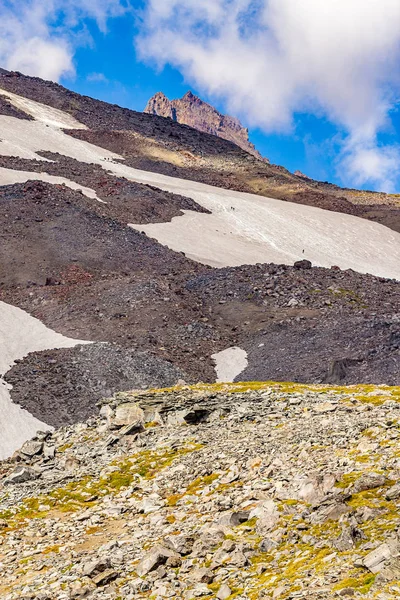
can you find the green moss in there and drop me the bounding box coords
[354,454,372,463]
[167,473,218,506]
[57,442,73,453]
[334,573,376,594]
[187,474,219,493]
[0,442,204,531]
[42,544,60,555]
[335,472,360,489]
[282,499,298,506]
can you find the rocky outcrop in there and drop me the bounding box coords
[145,91,267,161]
[2,381,400,598]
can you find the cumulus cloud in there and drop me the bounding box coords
[137,0,400,190]
[0,0,128,82]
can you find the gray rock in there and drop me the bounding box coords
[217,584,232,599]
[219,510,250,526]
[83,558,111,578]
[260,537,278,552]
[164,534,195,555]
[20,440,43,457]
[4,466,40,484]
[136,545,178,576]
[386,483,400,500]
[112,402,144,428]
[92,568,118,586]
[191,567,214,583]
[43,444,55,460]
[363,543,391,573]
[351,473,386,494]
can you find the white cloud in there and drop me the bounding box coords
[87,72,109,83]
[137,0,400,190]
[0,0,128,82]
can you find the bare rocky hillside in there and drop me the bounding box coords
[2,382,400,599]
[0,67,399,455]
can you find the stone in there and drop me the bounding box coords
[183,406,210,425]
[351,473,386,494]
[294,259,312,269]
[112,402,144,429]
[191,567,214,584]
[363,543,391,573]
[220,464,240,484]
[386,483,400,500]
[43,444,55,460]
[83,558,111,578]
[164,534,195,555]
[332,525,365,552]
[260,537,277,552]
[314,402,336,414]
[92,568,118,586]
[136,545,178,577]
[249,500,279,533]
[217,584,232,600]
[228,549,248,567]
[219,510,250,527]
[19,440,43,457]
[4,466,39,484]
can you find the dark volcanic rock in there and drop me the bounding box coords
[6,343,187,428]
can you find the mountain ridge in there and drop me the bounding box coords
[145,90,266,161]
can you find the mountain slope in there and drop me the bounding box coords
[0,69,399,458]
[2,382,400,599]
[145,90,266,160]
[0,83,398,278]
[1,69,399,232]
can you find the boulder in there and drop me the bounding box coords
[136,545,178,577]
[294,259,312,269]
[217,584,232,600]
[386,483,400,501]
[112,402,144,429]
[164,534,195,555]
[191,566,214,583]
[363,543,391,573]
[19,440,43,457]
[83,558,111,578]
[92,569,118,586]
[219,510,250,527]
[4,466,40,484]
[351,473,386,494]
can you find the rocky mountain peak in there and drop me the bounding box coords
[144,90,267,161]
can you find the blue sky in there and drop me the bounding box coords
[67,20,338,183]
[2,0,400,192]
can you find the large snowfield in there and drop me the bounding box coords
[1,87,400,279]
[1,87,400,457]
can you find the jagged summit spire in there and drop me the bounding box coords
[144,90,266,161]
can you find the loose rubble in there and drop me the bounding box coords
[2,382,400,599]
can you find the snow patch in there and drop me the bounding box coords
[0,88,400,280]
[0,301,90,459]
[0,167,102,201]
[212,347,249,383]
[0,89,87,129]
[0,116,118,162]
